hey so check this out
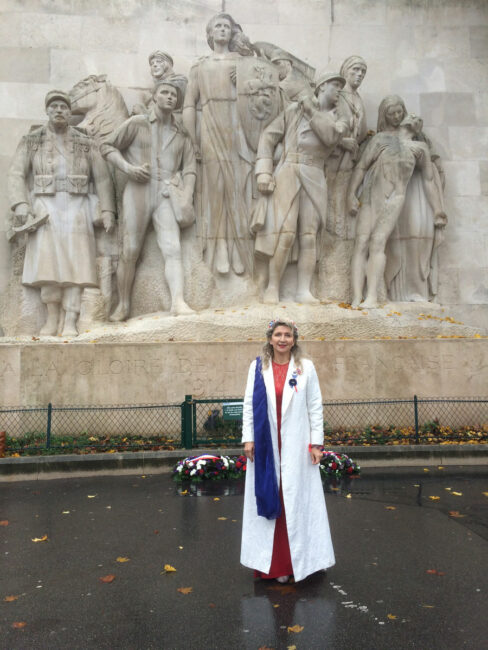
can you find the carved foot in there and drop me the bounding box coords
[171,301,195,316]
[109,302,129,322]
[360,299,378,309]
[263,287,279,304]
[40,322,58,336]
[215,242,230,275]
[295,291,319,305]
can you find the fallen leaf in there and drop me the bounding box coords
[162,564,177,573]
[288,625,304,634]
[423,468,430,472]
[445,487,452,491]
[62,510,70,514]
[218,517,227,521]
[99,574,116,583]
[154,530,159,535]
[0,520,10,526]
[428,496,440,501]
[258,646,274,650]
[426,569,437,574]
[385,506,396,510]
[31,535,48,542]
[421,604,435,608]
[387,614,397,620]
[287,646,297,650]
[177,587,193,595]
[273,604,280,608]
[448,511,466,518]
[4,595,20,602]
[87,495,97,499]
[180,490,188,496]
[267,584,297,595]
[438,466,444,470]
[213,498,220,501]
[426,569,445,576]
[178,546,184,550]
[116,557,130,563]
[451,491,463,496]
[12,622,27,629]
[208,603,216,608]
[346,493,352,499]
[483,492,488,497]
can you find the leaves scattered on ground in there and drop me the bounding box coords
[162,564,177,574]
[99,574,116,583]
[426,569,445,576]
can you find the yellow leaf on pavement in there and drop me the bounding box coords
[346,493,352,499]
[87,495,97,499]
[31,535,48,542]
[12,622,27,629]
[448,511,466,518]
[452,491,463,496]
[180,490,188,496]
[385,506,396,510]
[213,498,220,501]
[483,492,488,497]
[218,517,227,520]
[116,557,130,563]
[287,646,297,650]
[4,595,20,602]
[177,587,193,595]
[387,614,397,620]
[163,564,177,573]
[429,496,440,501]
[288,625,304,634]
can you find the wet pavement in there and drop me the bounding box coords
[1,466,487,649]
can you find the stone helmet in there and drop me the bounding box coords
[45,90,71,110]
[314,72,346,96]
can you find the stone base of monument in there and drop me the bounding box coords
[0,301,487,411]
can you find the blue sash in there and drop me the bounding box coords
[252,356,281,520]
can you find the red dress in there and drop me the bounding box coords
[255,361,293,579]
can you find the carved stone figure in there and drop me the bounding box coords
[269,49,314,103]
[101,80,196,320]
[69,74,130,316]
[7,90,116,336]
[183,13,280,277]
[326,55,368,239]
[133,51,188,116]
[347,114,448,309]
[254,73,348,304]
[377,95,447,302]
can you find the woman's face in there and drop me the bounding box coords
[385,103,405,128]
[211,17,232,46]
[345,64,366,90]
[269,326,295,357]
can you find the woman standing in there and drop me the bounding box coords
[240,320,335,583]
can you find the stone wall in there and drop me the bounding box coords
[1,339,487,406]
[0,0,487,326]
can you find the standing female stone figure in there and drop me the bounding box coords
[377,95,446,302]
[182,13,255,277]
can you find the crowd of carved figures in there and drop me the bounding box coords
[6,12,447,336]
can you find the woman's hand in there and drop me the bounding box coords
[309,446,323,465]
[244,442,254,462]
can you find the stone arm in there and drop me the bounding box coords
[101,116,151,183]
[309,110,345,150]
[180,133,197,200]
[416,145,447,228]
[90,142,116,232]
[255,107,288,193]
[346,137,380,216]
[8,136,32,219]
[182,64,200,158]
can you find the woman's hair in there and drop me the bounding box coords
[376,94,407,132]
[261,320,304,370]
[206,13,254,56]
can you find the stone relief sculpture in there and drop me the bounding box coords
[347,113,447,309]
[254,73,348,304]
[376,95,447,303]
[7,90,116,336]
[326,55,368,239]
[182,13,280,277]
[133,51,188,116]
[69,74,130,316]
[101,80,196,319]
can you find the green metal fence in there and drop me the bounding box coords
[1,396,487,454]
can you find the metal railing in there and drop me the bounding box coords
[1,395,487,454]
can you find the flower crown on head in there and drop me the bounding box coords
[267,319,298,336]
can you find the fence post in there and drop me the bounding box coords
[413,395,419,445]
[46,403,52,449]
[181,395,193,450]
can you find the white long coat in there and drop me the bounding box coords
[240,356,335,582]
